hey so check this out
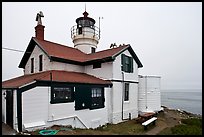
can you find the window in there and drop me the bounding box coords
[31,58,34,73]
[51,87,74,104]
[91,88,104,109]
[93,62,101,69]
[121,54,133,73]
[124,83,129,101]
[39,55,43,71]
[91,47,96,53]
[78,27,82,34]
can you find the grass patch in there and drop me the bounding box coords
[28,119,146,135]
[157,127,172,135]
[171,125,202,135]
[73,119,145,135]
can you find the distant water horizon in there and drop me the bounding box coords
[161,89,202,115]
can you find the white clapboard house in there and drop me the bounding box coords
[2,11,161,132]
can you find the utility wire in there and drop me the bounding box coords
[2,47,25,53]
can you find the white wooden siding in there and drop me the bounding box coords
[48,61,84,73]
[110,82,138,124]
[138,76,161,114]
[22,87,49,125]
[85,62,113,80]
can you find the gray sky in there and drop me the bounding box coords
[2,2,202,90]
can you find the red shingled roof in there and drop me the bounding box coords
[2,70,112,88]
[33,37,129,62]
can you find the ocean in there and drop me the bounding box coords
[161,89,202,115]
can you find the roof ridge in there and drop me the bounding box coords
[88,44,129,55]
[33,37,129,56]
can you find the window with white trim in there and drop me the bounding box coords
[91,88,104,109]
[39,55,43,71]
[121,54,133,73]
[124,83,129,101]
[31,58,34,73]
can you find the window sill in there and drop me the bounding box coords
[124,101,130,104]
[50,100,74,104]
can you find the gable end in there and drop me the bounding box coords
[112,45,143,68]
[18,38,50,68]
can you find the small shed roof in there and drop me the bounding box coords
[2,70,112,89]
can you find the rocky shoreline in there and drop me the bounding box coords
[161,105,202,118]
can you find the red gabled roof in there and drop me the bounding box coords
[2,70,112,89]
[19,37,143,68]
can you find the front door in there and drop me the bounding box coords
[75,86,91,110]
[6,90,13,128]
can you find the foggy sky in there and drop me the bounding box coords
[2,2,202,90]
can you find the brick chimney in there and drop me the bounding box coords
[35,25,45,40]
[35,11,45,40]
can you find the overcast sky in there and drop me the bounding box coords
[2,2,202,90]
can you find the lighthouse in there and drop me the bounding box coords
[71,11,100,54]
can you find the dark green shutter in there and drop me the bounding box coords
[121,54,125,71]
[130,57,133,73]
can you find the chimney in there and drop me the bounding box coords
[35,25,45,40]
[35,11,45,40]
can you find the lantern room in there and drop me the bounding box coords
[71,11,100,54]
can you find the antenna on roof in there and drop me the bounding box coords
[99,16,103,39]
[85,3,86,11]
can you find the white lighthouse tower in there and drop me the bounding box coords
[71,11,100,54]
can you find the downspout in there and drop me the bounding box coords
[48,72,52,121]
[145,76,147,111]
[50,72,52,120]
[121,72,124,120]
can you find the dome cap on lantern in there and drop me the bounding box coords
[76,11,96,27]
